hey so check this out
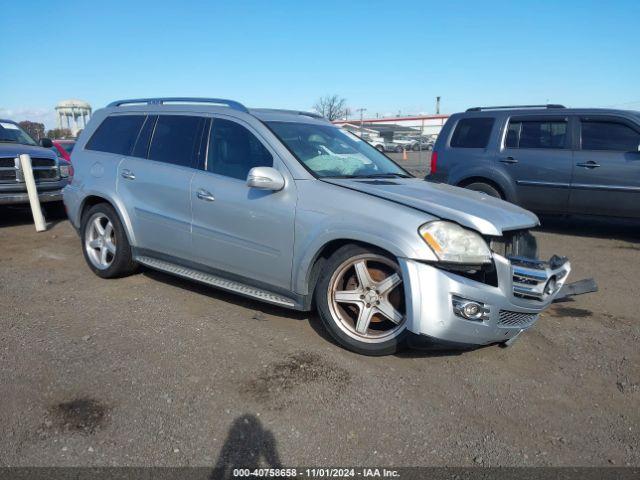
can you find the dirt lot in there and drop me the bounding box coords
[1,205,638,468]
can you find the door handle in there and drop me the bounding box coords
[196,189,215,202]
[576,161,601,169]
[500,156,518,164]
[121,169,135,180]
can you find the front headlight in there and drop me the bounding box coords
[419,221,492,264]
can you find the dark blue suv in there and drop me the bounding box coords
[0,119,71,206]
[429,105,640,218]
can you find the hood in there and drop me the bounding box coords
[0,143,57,160]
[323,177,539,236]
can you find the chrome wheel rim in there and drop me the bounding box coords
[328,254,406,343]
[85,213,116,270]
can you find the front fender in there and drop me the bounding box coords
[292,219,435,295]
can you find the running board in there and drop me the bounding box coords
[134,255,297,308]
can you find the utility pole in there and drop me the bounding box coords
[356,108,367,137]
[436,96,441,114]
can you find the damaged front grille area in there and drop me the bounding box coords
[510,255,568,302]
[489,229,538,259]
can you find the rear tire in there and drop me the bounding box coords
[375,145,385,152]
[315,244,408,356]
[464,182,503,199]
[81,203,137,279]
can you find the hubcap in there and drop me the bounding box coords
[328,254,406,343]
[85,213,116,270]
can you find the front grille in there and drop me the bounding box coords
[498,310,539,327]
[0,157,58,183]
[0,157,16,182]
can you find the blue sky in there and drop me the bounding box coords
[1,0,638,128]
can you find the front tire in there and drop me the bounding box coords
[464,182,503,199]
[81,203,137,278]
[315,245,408,356]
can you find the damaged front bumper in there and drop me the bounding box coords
[400,253,571,346]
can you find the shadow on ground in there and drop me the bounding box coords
[210,414,282,479]
[0,205,67,229]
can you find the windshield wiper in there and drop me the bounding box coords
[351,173,412,179]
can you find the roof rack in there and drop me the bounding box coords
[252,108,325,120]
[107,97,249,113]
[466,104,566,112]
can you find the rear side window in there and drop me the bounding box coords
[505,119,567,149]
[207,119,273,180]
[86,115,146,155]
[148,115,207,167]
[131,115,157,158]
[581,120,640,151]
[450,118,494,148]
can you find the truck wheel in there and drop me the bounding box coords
[81,203,137,278]
[464,182,503,199]
[394,145,402,153]
[315,245,408,356]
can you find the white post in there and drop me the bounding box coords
[18,154,46,232]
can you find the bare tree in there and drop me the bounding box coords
[18,121,45,141]
[313,95,348,121]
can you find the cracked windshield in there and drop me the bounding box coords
[267,121,410,178]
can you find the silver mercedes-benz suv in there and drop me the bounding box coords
[63,98,571,355]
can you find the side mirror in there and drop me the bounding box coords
[246,166,285,191]
[40,138,53,148]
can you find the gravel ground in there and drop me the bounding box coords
[0,206,638,468]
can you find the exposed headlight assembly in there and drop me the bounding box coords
[419,221,492,264]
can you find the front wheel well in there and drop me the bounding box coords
[305,239,397,308]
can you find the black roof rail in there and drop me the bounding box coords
[107,97,249,113]
[466,104,566,112]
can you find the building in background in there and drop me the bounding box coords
[334,114,449,140]
[55,99,92,136]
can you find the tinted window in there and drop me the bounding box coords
[505,119,567,149]
[131,115,157,158]
[86,115,145,155]
[450,118,494,148]
[581,121,640,151]
[148,115,206,167]
[208,119,273,180]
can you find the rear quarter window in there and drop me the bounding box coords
[85,115,146,155]
[450,117,494,148]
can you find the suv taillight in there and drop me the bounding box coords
[430,151,438,174]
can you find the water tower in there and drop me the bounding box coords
[55,99,92,137]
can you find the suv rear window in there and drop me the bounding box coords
[581,120,640,151]
[450,118,494,148]
[505,119,567,149]
[86,115,146,155]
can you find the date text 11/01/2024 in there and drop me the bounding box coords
[232,468,400,477]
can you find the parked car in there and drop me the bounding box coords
[411,137,435,151]
[52,140,76,162]
[392,136,417,151]
[0,119,72,207]
[64,98,571,356]
[428,105,640,218]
